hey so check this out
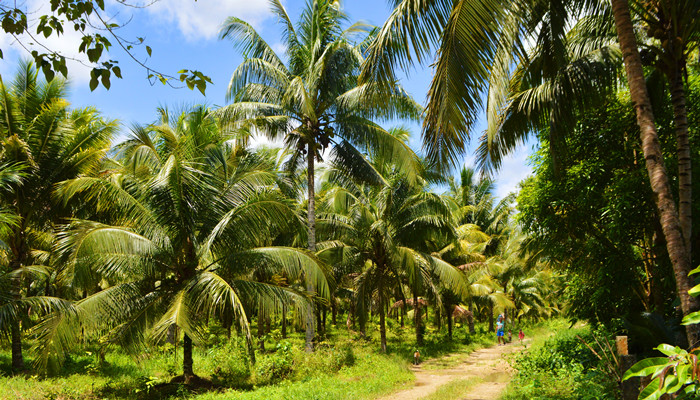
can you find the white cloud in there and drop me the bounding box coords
[146,0,273,40]
[1,0,104,85]
[493,143,534,200]
[271,42,287,55]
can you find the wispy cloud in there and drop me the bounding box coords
[1,0,94,85]
[146,0,272,40]
[493,143,535,199]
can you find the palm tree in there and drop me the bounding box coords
[317,145,467,350]
[0,62,116,370]
[365,0,699,344]
[476,9,622,175]
[639,0,700,258]
[34,107,329,380]
[217,0,422,350]
[610,0,700,344]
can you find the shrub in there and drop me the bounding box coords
[208,339,252,386]
[254,342,294,384]
[502,326,620,400]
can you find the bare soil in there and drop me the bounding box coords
[375,342,527,400]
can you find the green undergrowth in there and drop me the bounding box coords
[499,319,620,400]
[0,318,501,400]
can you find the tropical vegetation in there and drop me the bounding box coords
[0,0,699,399]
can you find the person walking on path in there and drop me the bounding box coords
[496,314,505,345]
[518,329,525,345]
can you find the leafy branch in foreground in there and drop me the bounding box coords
[624,266,700,398]
[0,0,212,93]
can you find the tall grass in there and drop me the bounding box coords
[0,318,501,400]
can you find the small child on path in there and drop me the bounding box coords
[508,330,512,343]
[413,349,421,365]
[495,314,505,345]
[518,329,525,344]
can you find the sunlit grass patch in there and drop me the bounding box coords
[418,377,483,400]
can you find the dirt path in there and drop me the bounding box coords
[375,342,526,400]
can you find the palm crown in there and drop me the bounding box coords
[34,106,329,379]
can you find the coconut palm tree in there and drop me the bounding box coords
[638,0,700,258]
[476,8,622,175]
[610,0,699,344]
[0,162,78,371]
[365,0,699,344]
[217,0,422,350]
[0,61,116,370]
[317,144,467,350]
[33,106,329,380]
[445,167,515,254]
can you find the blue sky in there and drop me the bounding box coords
[0,0,534,198]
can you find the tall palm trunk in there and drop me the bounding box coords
[10,248,25,371]
[11,321,24,371]
[305,144,316,352]
[468,302,475,335]
[413,293,423,345]
[379,290,387,352]
[281,303,287,339]
[488,303,494,332]
[183,334,194,381]
[258,306,265,351]
[447,307,453,339]
[331,297,337,326]
[612,0,700,345]
[670,65,692,255]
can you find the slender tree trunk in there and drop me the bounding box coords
[670,65,692,256]
[447,308,453,340]
[612,0,700,346]
[652,221,669,313]
[281,304,287,339]
[9,245,25,371]
[414,293,423,345]
[434,304,441,331]
[379,291,387,352]
[331,298,337,326]
[305,145,316,352]
[11,321,24,371]
[488,303,494,333]
[468,302,475,335]
[316,306,324,339]
[258,307,265,351]
[183,334,194,382]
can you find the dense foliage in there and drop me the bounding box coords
[5,0,699,399]
[518,75,700,332]
[502,321,620,400]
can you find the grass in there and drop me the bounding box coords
[418,377,483,400]
[0,318,503,400]
[191,352,412,400]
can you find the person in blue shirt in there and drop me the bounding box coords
[496,314,505,345]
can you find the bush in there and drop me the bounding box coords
[254,342,294,384]
[502,325,620,400]
[289,342,356,381]
[208,339,252,386]
[513,330,598,376]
